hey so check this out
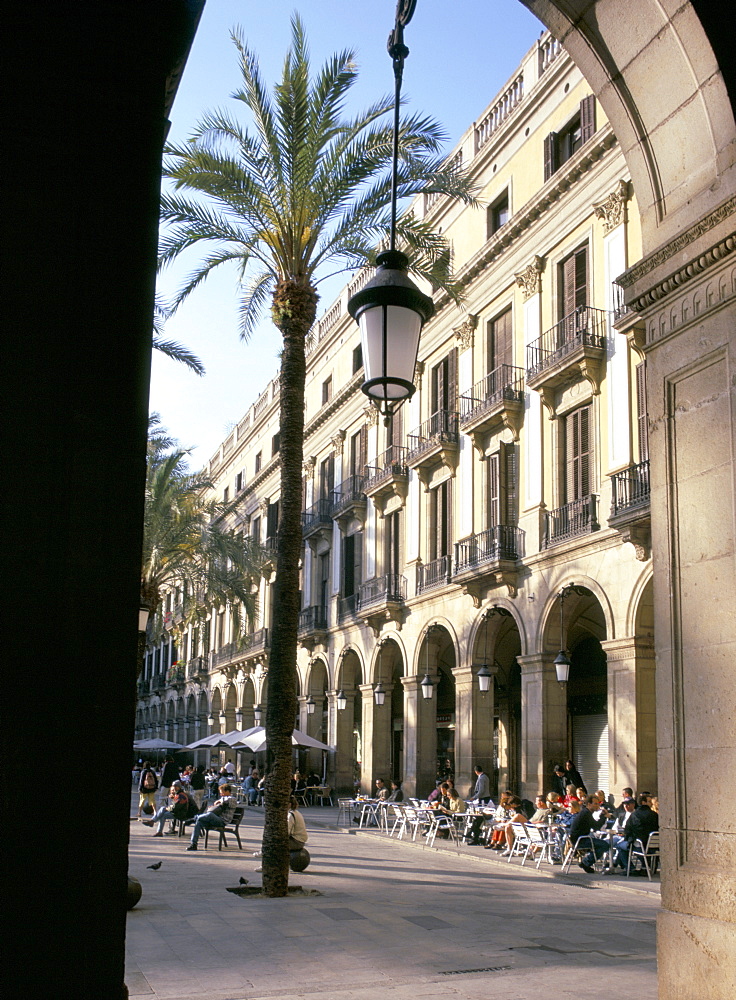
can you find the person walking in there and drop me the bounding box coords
[137,760,158,819]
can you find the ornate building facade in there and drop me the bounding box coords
[137,34,656,805]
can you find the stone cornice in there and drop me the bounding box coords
[430,124,618,317]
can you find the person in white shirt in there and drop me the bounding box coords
[287,796,309,851]
[611,797,637,869]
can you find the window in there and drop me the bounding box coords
[487,442,518,527]
[544,95,596,181]
[563,404,593,503]
[487,190,509,238]
[349,427,367,478]
[235,471,243,492]
[559,244,588,319]
[342,532,362,598]
[266,500,279,540]
[254,451,262,474]
[636,362,649,462]
[223,486,229,503]
[272,432,280,456]
[429,480,452,561]
[431,349,458,414]
[352,344,363,374]
[487,307,513,373]
[319,454,334,500]
[322,376,333,404]
[251,515,261,543]
[385,509,402,577]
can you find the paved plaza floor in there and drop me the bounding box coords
[126,799,665,1000]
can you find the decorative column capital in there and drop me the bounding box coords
[454,314,478,352]
[302,456,317,477]
[258,497,270,514]
[414,359,425,390]
[363,405,380,427]
[514,255,545,301]
[331,429,346,454]
[593,179,629,234]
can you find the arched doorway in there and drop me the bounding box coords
[335,648,364,793]
[304,658,328,779]
[361,637,404,794]
[411,624,457,797]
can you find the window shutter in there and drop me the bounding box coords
[580,95,596,144]
[354,531,363,587]
[562,253,577,318]
[343,535,355,596]
[575,247,588,309]
[488,453,500,528]
[544,132,557,181]
[448,348,458,409]
[431,360,442,414]
[579,405,591,497]
[636,362,649,462]
[390,402,403,449]
[565,405,592,502]
[501,441,518,525]
[486,318,495,373]
[360,424,368,472]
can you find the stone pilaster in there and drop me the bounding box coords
[331,688,358,794]
[359,683,392,794]
[400,675,437,799]
[601,636,657,795]
[517,653,567,799]
[452,665,495,799]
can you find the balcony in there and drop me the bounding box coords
[337,593,359,624]
[453,525,522,602]
[459,364,525,446]
[297,604,328,651]
[186,655,209,681]
[543,495,600,548]
[526,307,607,410]
[363,445,410,517]
[302,497,333,549]
[416,555,452,595]
[406,410,460,489]
[330,473,367,530]
[357,573,407,635]
[608,460,651,560]
[211,643,238,670]
[239,628,270,664]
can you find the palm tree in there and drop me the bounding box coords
[140,416,262,677]
[152,296,205,376]
[158,15,476,896]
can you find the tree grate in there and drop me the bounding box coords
[440,966,512,976]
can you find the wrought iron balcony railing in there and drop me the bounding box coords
[526,306,607,381]
[416,556,452,594]
[298,605,328,635]
[543,495,600,547]
[302,497,333,535]
[459,365,525,426]
[610,460,650,516]
[186,655,208,679]
[407,409,459,463]
[358,573,406,609]
[330,474,367,517]
[211,643,237,669]
[363,445,409,494]
[337,593,358,623]
[454,525,522,573]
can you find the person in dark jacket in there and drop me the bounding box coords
[188,765,207,810]
[564,759,586,794]
[624,793,659,874]
[160,755,181,802]
[551,765,567,797]
[571,795,611,872]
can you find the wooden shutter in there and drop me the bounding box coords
[580,95,596,144]
[267,500,279,539]
[565,405,592,502]
[544,132,558,181]
[561,246,588,318]
[501,441,518,525]
[447,348,458,409]
[636,362,649,462]
[389,402,403,449]
[343,534,355,596]
[487,453,500,528]
[431,359,443,414]
[488,310,513,373]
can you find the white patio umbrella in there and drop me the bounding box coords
[184,728,262,750]
[232,726,330,753]
[133,738,184,750]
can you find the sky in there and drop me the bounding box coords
[151,0,543,468]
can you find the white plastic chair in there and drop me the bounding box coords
[627,831,660,879]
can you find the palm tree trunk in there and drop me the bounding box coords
[262,278,318,897]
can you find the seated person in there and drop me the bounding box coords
[305,771,321,788]
[186,784,237,851]
[561,783,578,806]
[551,765,568,797]
[466,791,503,847]
[555,798,581,860]
[291,771,306,795]
[497,797,528,856]
[571,795,612,872]
[387,780,405,803]
[144,781,198,837]
[430,782,450,810]
[528,795,551,825]
[374,777,390,802]
[484,792,513,849]
[623,793,659,875]
[427,781,444,805]
[243,770,259,805]
[610,796,637,869]
[287,795,309,852]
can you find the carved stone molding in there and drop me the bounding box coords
[453,314,478,351]
[302,456,316,477]
[593,179,629,234]
[414,359,425,391]
[644,259,736,347]
[363,405,380,427]
[617,195,736,290]
[514,255,545,301]
[331,429,346,454]
[258,497,270,514]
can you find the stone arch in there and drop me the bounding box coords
[240,675,256,729]
[304,656,329,754]
[415,621,457,788]
[334,647,365,794]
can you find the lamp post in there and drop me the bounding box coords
[553,585,585,683]
[306,695,316,716]
[347,0,434,419]
[254,704,262,726]
[336,689,348,712]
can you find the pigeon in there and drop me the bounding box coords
[147,861,162,870]
[239,877,249,885]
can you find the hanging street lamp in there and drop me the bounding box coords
[374,681,386,707]
[553,585,585,683]
[336,689,348,712]
[347,0,434,419]
[306,695,316,716]
[253,704,262,725]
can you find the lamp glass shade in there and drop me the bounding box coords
[138,607,150,632]
[207,715,214,728]
[253,705,262,725]
[554,650,571,683]
[359,303,422,402]
[336,690,347,711]
[306,696,316,715]
[374,682,386,706]
[420,672,434,700]
[476,664,492,693]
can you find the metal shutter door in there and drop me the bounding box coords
[572,713,609,795]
